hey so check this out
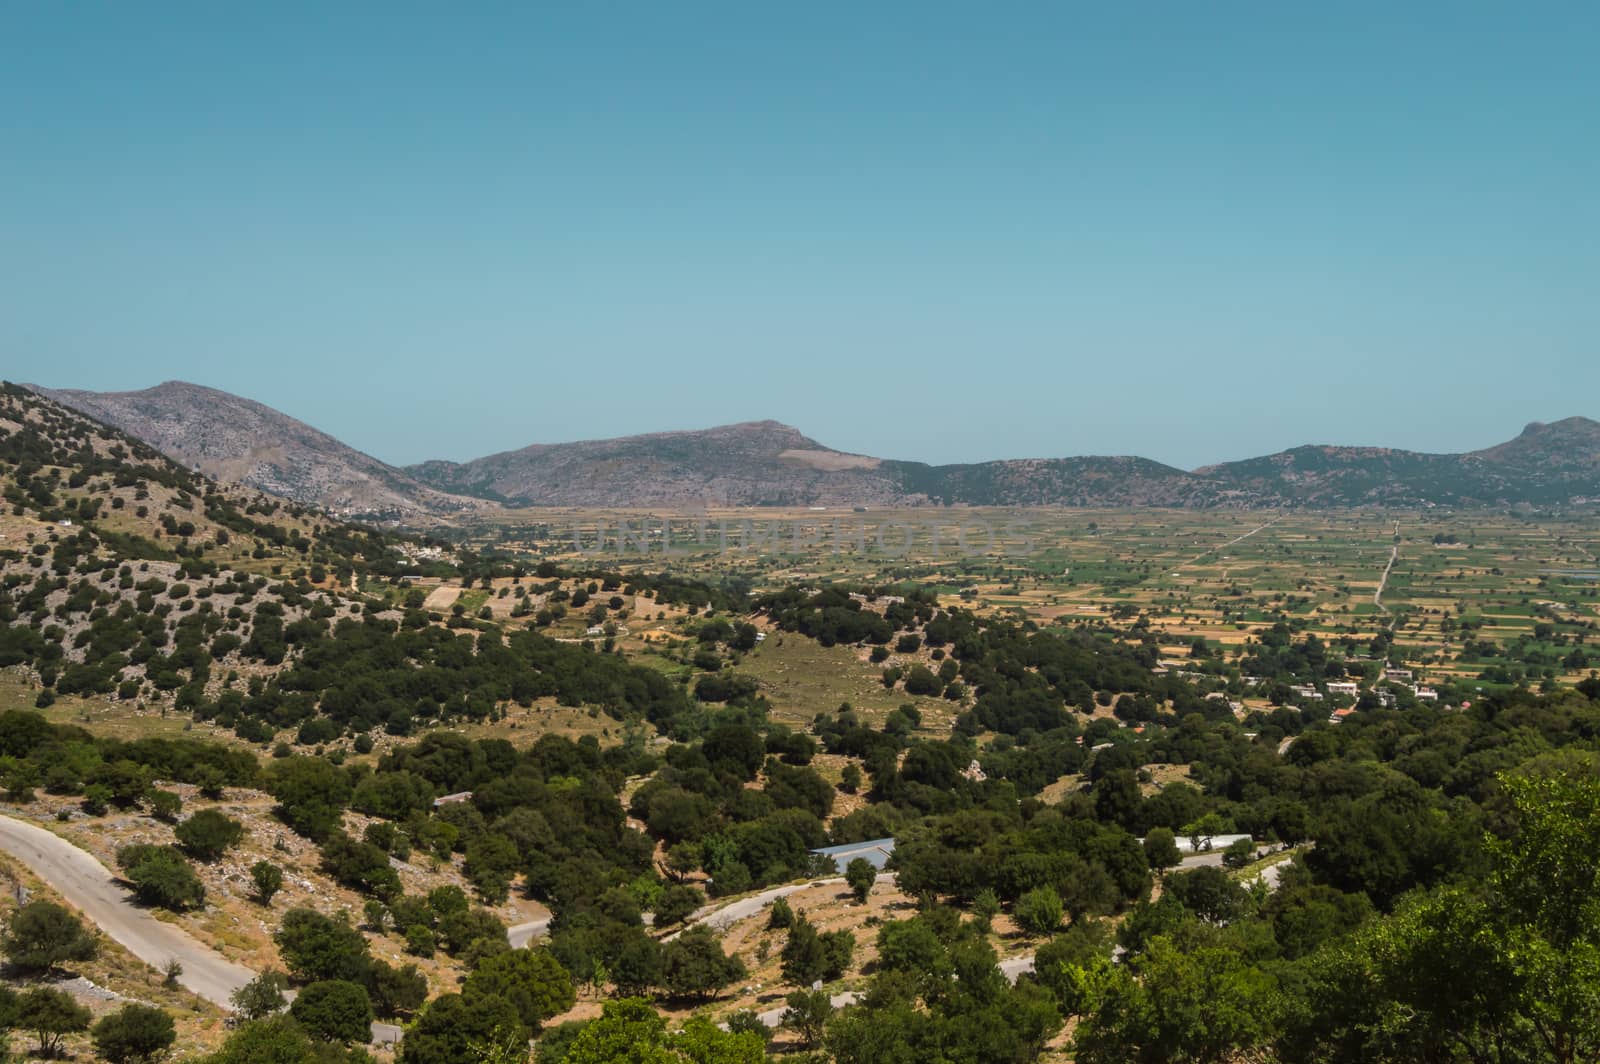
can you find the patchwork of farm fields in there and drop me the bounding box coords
[450,507,1600,691]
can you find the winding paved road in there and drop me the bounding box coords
[0,813,255,1007]
[0,813,408,1044]
[2,810,1302,1045]
[507,917,550,950]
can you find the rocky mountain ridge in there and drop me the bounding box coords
[34,383,1600,511]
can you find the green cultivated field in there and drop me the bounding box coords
[449,507,1600,693]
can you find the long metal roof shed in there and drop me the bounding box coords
[810,837,896,871]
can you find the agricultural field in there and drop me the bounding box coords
[449,507,1600,696]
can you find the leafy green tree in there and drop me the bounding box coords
[1014,886,1064,937]
[534,1020,588,1062]
[970,888,1001,933]
[1484,771,1600,1062]
[781,916,853,987]
[845,857,876,904]
[1221,837,1255,870]
[1073,935,1279,1064]
[399,992,527,1064]
[16,986,92,1057]
[780,916,827,987]
[229,971,289,1020]
[1283,771,1600,1063]
[1,900,97,974]
[289,980,373,1044]
[438,907,507,957]
[252,861,284,905]
[1165,866,1248,924]
[405,924,436,958]
[200,1016,328,1064]
[81,784,113,816]
[652,884,703,927]
[116,844,206,910]
[1032,920,1115,1015]
[273,909,371,984]
[463,949,575,1034]
[92,1002,177,1063]
[825,998,931,1064]
[606,927,663,997]
[562,998,766,1063]
[176,809,245,861]
[367,959,428,1018]
[1142,827,1181,872]
[659,926,746,1001]
[766,896,793,930]
[875,918,948,986]
[840,763,863,794]
[266,757,352,841]
[149,789,183,823]
[782,988,832,1047]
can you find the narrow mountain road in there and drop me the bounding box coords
[704,874,891,932]
[507,917,550,950]
[0,812,407,1045]
[0,813,255,1007]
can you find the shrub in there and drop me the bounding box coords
[175,809,245,861]
[0,901,97,974]
[115,844,205,910]
[92,1003,177,1063]
[289,980,373,1043]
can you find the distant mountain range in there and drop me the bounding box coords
[31,381,486,520]
[28,381,1600,514]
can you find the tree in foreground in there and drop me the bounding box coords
[399,992,526,1064]
[92,1002,177,1064]
[200,1016,342,1064]
[1278,770,1600,1063]
[462,948,575,1035]
[16,986,92,1058]
[0,900,97,975]
[1071,935,1278,1064]
[561,998,766,1063]
[289,980,373,1044]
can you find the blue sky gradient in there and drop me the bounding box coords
[3,2,1596,469]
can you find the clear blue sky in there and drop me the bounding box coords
[3,2,1596,469]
